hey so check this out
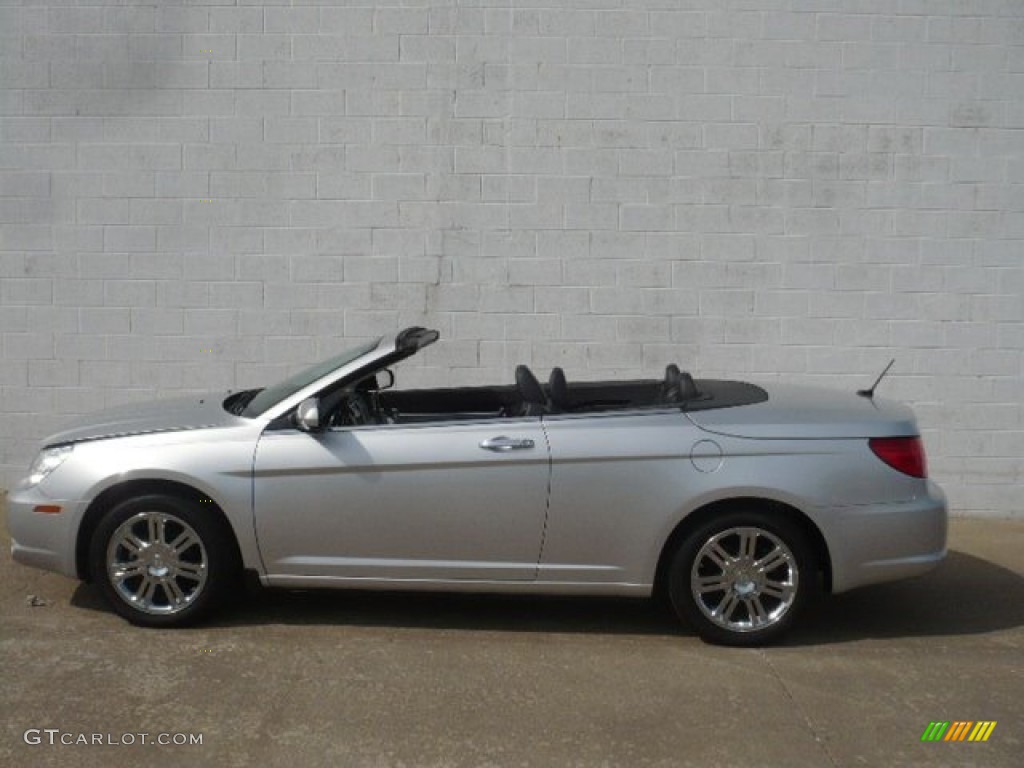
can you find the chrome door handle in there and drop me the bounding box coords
[480,436,535,452]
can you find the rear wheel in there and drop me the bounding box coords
[89,494,239,627]
[667,510,815,646]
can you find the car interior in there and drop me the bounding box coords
[323,364,706,427]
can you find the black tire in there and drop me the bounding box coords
[667,509,816,646]
[88,494,240,628]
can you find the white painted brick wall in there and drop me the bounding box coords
[1,1,1022,516]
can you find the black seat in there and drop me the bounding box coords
[679,371,699,400]
[547,367,569,412]
[662,364,683,403]
[515,365,547,416]
[662,364,699,404]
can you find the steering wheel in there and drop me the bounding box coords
[342,392,373,426]
[324,376,388,427]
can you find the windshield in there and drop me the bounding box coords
[241,338,381,417]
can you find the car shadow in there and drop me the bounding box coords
[70,550,1023,644]
[70,582,678,636]
[788,550,1024,645]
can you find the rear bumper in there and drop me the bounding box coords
[7,483,83,579]
[821,480,948,594]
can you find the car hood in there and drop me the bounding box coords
[43,392,244,446]
[686,383,920,439]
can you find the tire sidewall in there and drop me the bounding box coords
[89,494,237,628]
[668,510,816,646]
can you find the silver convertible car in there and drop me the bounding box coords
[8,328,947,645]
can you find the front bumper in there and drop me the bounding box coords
[822,479,948,594]
[7,483,84,579]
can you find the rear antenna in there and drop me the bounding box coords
[858,359,895,399]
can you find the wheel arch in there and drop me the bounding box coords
[653,497,832,600]
[76,478,242,582]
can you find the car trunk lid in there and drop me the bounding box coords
[686,382,920,439]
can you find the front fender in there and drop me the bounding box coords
[42,428,263,577]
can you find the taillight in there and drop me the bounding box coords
[869,437,928,478]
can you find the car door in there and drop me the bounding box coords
[252,416,550,584]
[539,409,699,588]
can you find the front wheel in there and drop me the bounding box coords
[667,510,816,646]
[89,494,239,627]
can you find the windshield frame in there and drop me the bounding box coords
[241,337,382,418]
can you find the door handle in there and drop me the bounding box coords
[479,436,535,452]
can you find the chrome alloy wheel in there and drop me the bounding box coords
[106,511,209,615]
[690,526,799,634]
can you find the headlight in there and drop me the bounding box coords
[26,445,73,487]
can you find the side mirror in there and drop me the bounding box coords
[294,397,321,432]
[378,369,395,390]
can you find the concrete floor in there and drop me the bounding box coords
[1,503,1021,768]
